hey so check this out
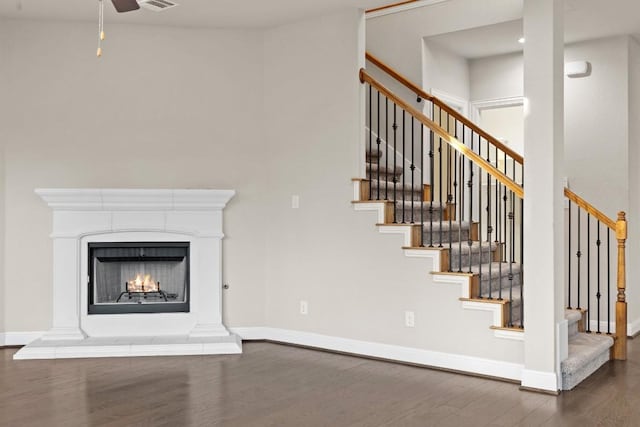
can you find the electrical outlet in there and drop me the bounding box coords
[405,311,415,327]
[300,300,308,315]
[292,195,300,209]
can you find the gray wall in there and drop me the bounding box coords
[0,10,525,365]
[1,20,267,332]
[261,10,523,362]
[0,19,6,334]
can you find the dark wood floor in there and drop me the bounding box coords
[1,339,639,427]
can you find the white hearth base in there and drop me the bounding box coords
[14,334,242,360]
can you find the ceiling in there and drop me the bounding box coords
[0,0,391,29]
[425,0,640,59]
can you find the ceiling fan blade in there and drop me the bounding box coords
[111,0,140,13]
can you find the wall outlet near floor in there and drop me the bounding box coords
[300,300,308,315]
[292,195,300,209]
[405,311,415,327]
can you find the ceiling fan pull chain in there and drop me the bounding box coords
[97,0,104,57]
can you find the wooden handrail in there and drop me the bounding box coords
[365,51,524,165]
[360,68,524,199]
[564,187,627,360]
[366,0,418,14]
[563,188,616,230]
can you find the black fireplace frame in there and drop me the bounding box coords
[88,242,190,315]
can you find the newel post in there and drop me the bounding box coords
[614,211,627,360]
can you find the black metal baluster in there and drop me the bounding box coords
[467,129,474,274]
[402,111,406,223]
[429,104,435,247]
[411,117,415,224]
[495,146,502,300]
[376,91,381,200]
[577,209,582,310]
[508,186,514,327]
[607,228,611,334]
[477,135,482,284]
[447,114,452,269]
[420,124,425,246]
[568,200,572,309]
[385,98,389,201]
[458,152,463,272]
[596,221,601,334]
[439,110,444,248]
[486,140,493,299]
[587,213,591,333]
[520,194,524,327]
[392,105,397,223]
[368,85,372,200]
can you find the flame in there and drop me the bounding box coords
[128,274,158,292]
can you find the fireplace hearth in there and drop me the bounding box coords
[88,242,189,314]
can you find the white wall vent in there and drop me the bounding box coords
[138,0,178,12]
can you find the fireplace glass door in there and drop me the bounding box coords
[88,242,189,314]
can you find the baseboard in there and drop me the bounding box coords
[231,327,524,382]
[520,369,559,393]
[0,331,44,347]
[587,319,640,337]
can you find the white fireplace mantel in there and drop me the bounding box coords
[14,188,242,360]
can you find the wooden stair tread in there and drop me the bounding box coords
[459,297,510,305]
[490,326,524,333]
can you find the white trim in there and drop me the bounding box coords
[366,0,450,19]
[231,327,523,382]
[521,369,559,392]
[432,274,524,341]
[630,318,640,336]
[587,319,640,337]
[431,89,469,118]
[470,96,525,125]
[0,331,45,346]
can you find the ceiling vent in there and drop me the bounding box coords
[138,0,178,12]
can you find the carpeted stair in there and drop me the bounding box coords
[561,309,614,390]
[365,148,524,329]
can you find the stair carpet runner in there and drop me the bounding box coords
[365,149,523,328]
[562,310,614,390]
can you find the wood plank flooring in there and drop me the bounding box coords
[1,339,639,426]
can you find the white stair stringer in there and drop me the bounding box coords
[432,273,523,342]
[352,201,388,224]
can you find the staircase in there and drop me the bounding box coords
[353,52,628,391]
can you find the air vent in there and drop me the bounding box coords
[138,0,178,12]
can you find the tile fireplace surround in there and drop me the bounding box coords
[13,189,242,360]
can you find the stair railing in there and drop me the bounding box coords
[361,68,525,329]
[565,188,627,360]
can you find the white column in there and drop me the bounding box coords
[522,0,565,391]
[41,237,86,340]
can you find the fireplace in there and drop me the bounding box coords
[88,242,190,314]
[14,188,242,360]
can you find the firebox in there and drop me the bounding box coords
[88,242,190,314]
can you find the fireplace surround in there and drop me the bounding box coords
[13,189,241,360]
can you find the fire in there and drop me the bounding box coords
[127,274,158,293]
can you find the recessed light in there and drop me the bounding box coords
[518,37,526,44]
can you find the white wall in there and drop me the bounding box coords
[423,42,470,101]
[470,53,523,101]
[627,37,640,325]
[366,0,522,86]
[0,19,6,334]
[1,20,267,332]
[469,37,630,217]
[261,9,523,363]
